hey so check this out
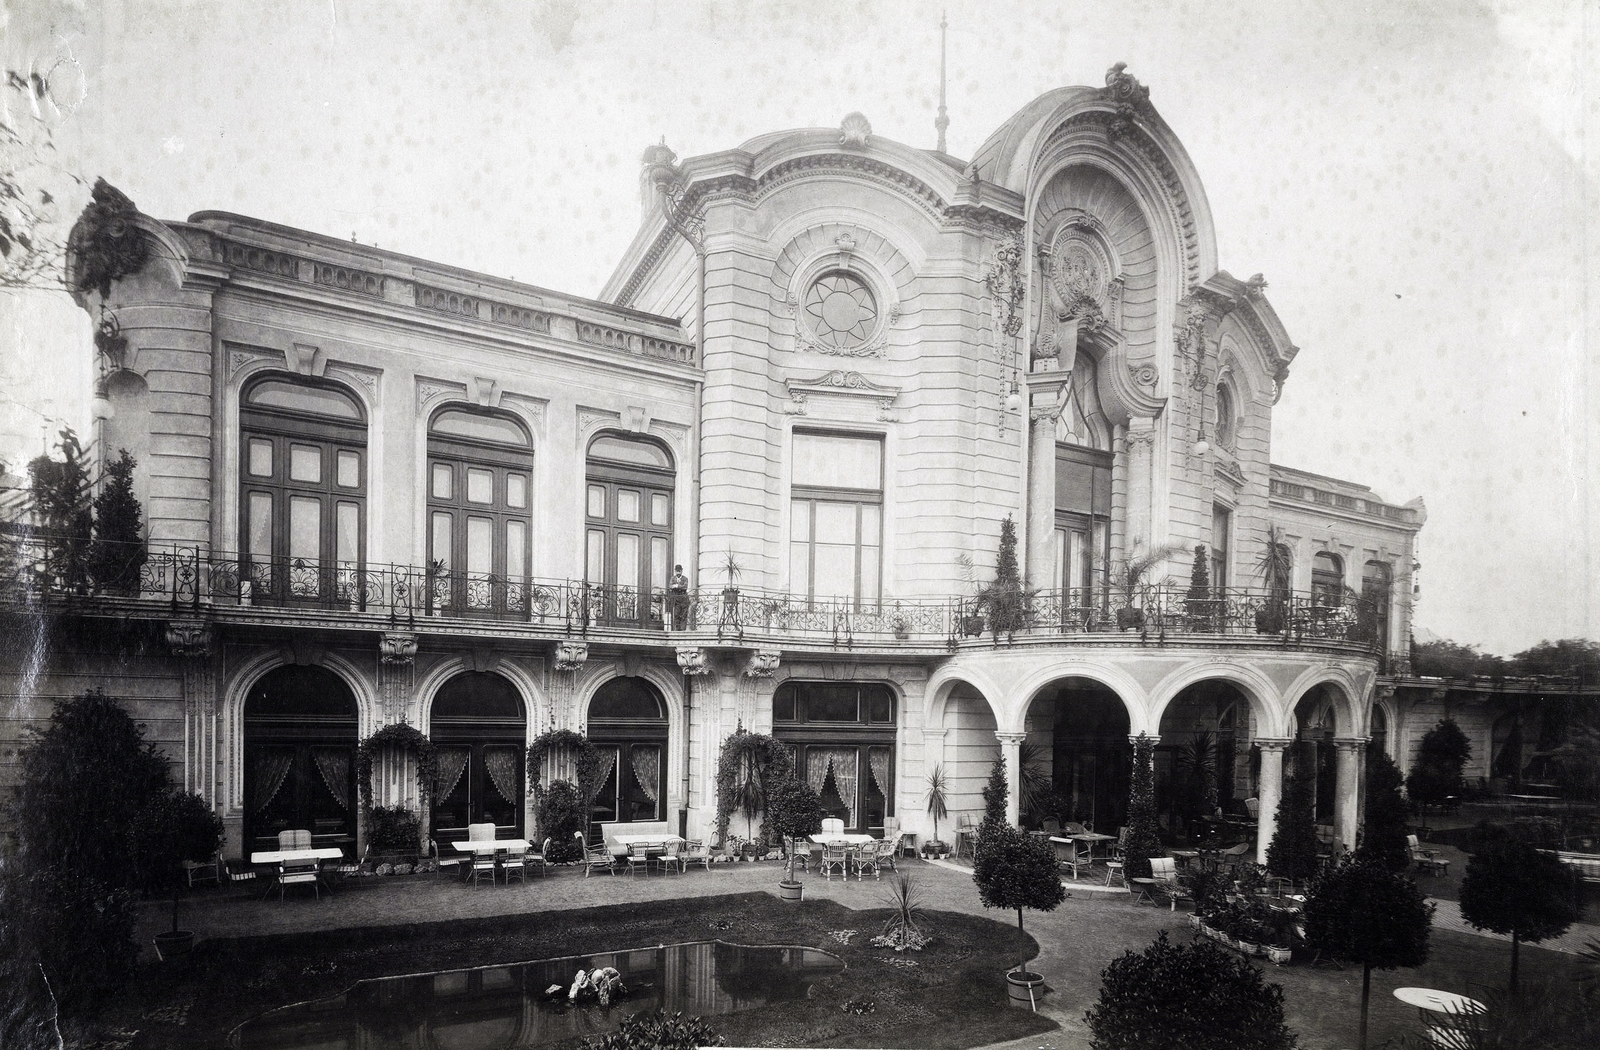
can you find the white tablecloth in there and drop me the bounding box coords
[452,838,531,855]
[250,847,345,865]
[810,833,876,845]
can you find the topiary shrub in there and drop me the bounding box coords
[972,821,1067,975]
[1085,931,1298,1050]
[88,448,146,595]
[133,789,223,935]
[1406,718,1471,826]
[1266,744,1320,886]
[764,774,826,885]
[1303,858,1433,1048]
[539,780,587,863]
[1459,837,1580,992]
[1122,733,1161,880]
[1354,749,1410,873]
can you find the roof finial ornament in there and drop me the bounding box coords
[840,111,872,147]
[935,12,950,153]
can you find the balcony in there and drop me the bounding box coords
[0,539,1383,654]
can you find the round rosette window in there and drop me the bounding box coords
[803,270,879,351]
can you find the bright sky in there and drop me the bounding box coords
[1,0,1595,655]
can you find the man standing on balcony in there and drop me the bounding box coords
[668,564,689,630]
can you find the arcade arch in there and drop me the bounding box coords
[242,665,359,855]
[428,671,528,840]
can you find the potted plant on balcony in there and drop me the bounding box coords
[974,515,1033,642]
[1185,545,1220,631]
[133,789,224,961]
[972,821,1068,1009]
[766,774,826,900]
[1254,525,1293,634]
[1112,543,1179,631]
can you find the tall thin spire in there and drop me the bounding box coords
[935,12,949,153]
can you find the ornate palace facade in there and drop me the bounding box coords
[4,66,1425,864]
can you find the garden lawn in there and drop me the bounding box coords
[104,891,1057,1049]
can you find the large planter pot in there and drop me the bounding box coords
[779,880,803,902]
[1188,914,1203,931]
[153,930,195,961]
[1116,606,1144,630]
[1237,940,1260,956]
[1255,603,1286,634]
[1265,945,1293,965]
[1006,970,1045,1009]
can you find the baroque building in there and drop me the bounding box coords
[4,66,1427,865]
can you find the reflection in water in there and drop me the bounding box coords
[233,940,844,1049]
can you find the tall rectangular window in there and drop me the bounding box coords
[1211,505,1231,592]
[790,431,883,606]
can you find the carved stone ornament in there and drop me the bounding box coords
[1100,62,1153,140]
[552,641,589,672]
[743,649,781,679]
[1245,273,1269,300]
[1130,364,1159,388]
[676,647,713,676]
[380,632,418,666]
[165,619,212,658]
[839,112,872,147]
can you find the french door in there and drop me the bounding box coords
[584,476,672,628]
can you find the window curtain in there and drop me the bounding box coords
[483,748,520,804]
[311,748,352,810]
[252,750,294,814]
[867,747,891,803]
[828,748,859,829]
[631,744,661,805]
[590,747,618,804]
[804,748,833,796]
[434,747,469,801]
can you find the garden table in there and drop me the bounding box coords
[452,838,531,855]
[610,833,684,848]
[808,833,875,845]
[250,847,345,898]
[1392,987,1485,1037]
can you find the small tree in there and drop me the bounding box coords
[133,790,224,936]
[584,1010,725,1050]
[1303,859,1433,1049]
[765,775,826,887]
[976,515,1032,641]
[537,781,587,863]
[1187,544,1210,600]
[975,756,1010,856]
[27,427,93,594]
[1406,718,1471,826]
[1459,837,1580,992]
[89,448,146,595]
[12,688,170,887]
[1266,745,1321,886]
[1085,932,1298,1050]
[1355,749,1410,873]
[972,821,1067,975]
[1123,733,1162,879]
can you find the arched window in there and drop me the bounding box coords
[1214,381,1236,449]
[1311,551,1344,606]
[587,677,669,824]
[772,681,895,834]
[1056,354,1111,452]
[243,665,358,855]
[429,672,526,840]
[585,434,675,628]
[1371,704,1389,761]
[240,376,367,604]
[427,408,534,618]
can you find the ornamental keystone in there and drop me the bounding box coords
[552,641,588,672]
[165,619,212,658]
[379,631,417,666]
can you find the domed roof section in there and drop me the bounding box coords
[970,85,1100,190]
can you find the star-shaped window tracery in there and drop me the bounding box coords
[803,271,878,349]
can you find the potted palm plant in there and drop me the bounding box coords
[1113,543,1180,630]
[1254,525,1292,634]
[922,764,950,859]
[134,789,224,961]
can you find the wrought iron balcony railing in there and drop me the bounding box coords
[0,538,1383,651]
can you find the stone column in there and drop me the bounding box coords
[995,731,1028,827]
[1332,738,1366,856]
[1253,738,1291,866]
[1025,378,1067,580]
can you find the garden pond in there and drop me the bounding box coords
[231,939,845,1048]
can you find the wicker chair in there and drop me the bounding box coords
[580,831,615,877]
[820,840,850,881]
[1149,857,1194,911]
[680,839,712,871]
